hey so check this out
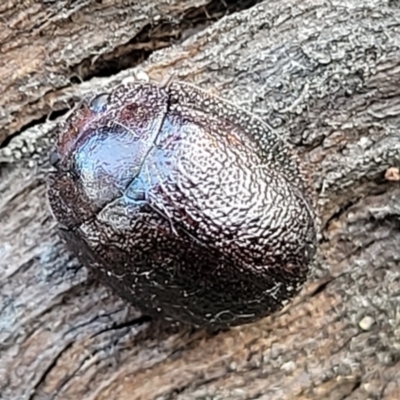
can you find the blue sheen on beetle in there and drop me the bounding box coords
[73,128,140,204]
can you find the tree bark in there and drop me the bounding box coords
[1,0,400,399]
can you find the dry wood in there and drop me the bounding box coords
[1,0,400,399]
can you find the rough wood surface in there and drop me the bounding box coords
[1,0,400,399]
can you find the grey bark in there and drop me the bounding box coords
[1,0,400,399]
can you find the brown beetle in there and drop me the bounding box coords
[48,81,317,328]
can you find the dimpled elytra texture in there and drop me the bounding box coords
[47,81,317,328]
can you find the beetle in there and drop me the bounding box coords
[47,80,317,328]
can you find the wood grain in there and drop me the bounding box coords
[1,0,400,399]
